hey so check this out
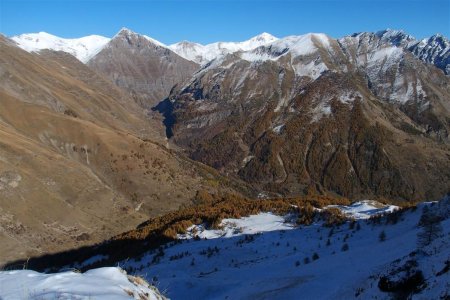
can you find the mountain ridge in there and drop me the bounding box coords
[11,28,450,74]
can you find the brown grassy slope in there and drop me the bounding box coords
[0,37,164,140]
[0,37,248,264]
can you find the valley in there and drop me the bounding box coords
[0,23,449,299]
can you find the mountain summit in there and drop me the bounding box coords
[114,27,167,48]
[87,28,198,106]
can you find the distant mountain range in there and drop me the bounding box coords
[11,28,450,74]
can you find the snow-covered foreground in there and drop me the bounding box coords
[1,200,448,299]
[0,267,166,300]
[120,200,449,299]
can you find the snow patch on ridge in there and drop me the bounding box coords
[178,213,295,240]
[293,59,328,79]
[272,124,285,134]
[326,200,399,219]
[389,78,427,104]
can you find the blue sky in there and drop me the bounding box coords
[1,0,449,44]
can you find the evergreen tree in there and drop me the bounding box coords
[417,209,443,248]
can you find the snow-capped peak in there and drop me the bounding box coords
[113,27,167,48]
[240,33,331,62]
[376,28,408,38]
[115,27,134,36]
[249,32,277,42]
[421,33,449,48]
[408,32,450,74]
[11,32,110,63]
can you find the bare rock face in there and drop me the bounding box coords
[163,33,450,202]
[87,28,199,107]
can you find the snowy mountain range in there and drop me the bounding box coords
[168,32,278,64]
[10,28,450,74]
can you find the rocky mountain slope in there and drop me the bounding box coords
[164,32,450,202]
[87,28,199,107]
[0,35,246,264]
